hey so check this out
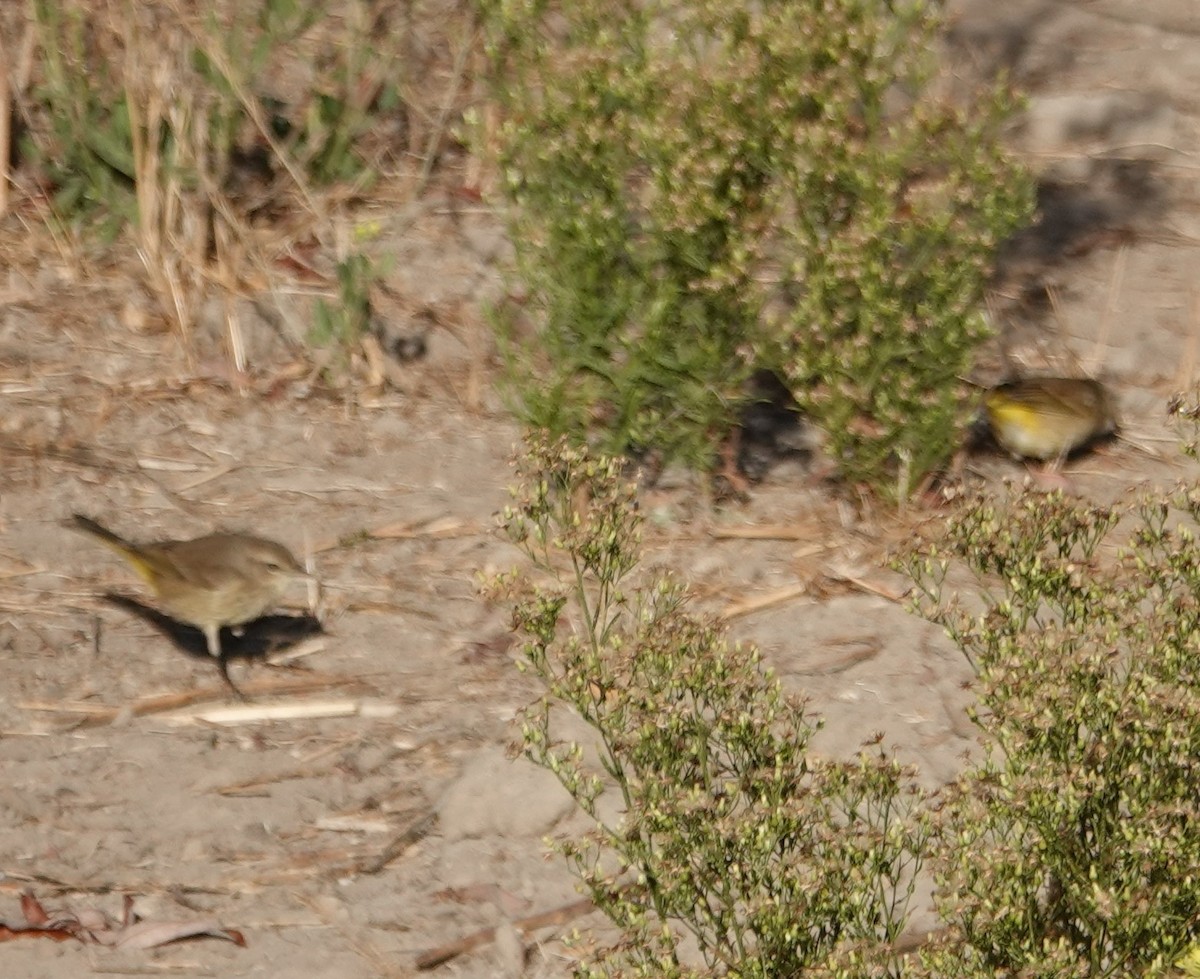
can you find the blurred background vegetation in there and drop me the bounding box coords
[3,0,1033,500]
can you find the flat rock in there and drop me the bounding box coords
[438,746,574,841]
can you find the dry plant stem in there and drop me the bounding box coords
[710,524,812,541]
[417,20,478,194]
[165,0,320,221]
[0,25,10,219]
[215,221,247,374]
[123,1,266,373]
[165,697,393,726]
[123,11,204,345]
[414,895,597,970]
[19,673,367,728]
[718,582,809,621]
[0,433,139,474]
[356,810,438,875]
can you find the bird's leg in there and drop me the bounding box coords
[203,624,245,699]
[1027,454,1075,493]
[217,655,248,701]
[717,430,752,501]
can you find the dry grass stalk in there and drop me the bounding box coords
[0,24,11,219]
[121,3,289,372]
[415,894,598,970]
[163,0,320,221]
[718,582,810,621]
[710,523,814,541]
[416,18,478,194]
[161,697,400,726]
[123,6,211,346]
[19,672,371,728]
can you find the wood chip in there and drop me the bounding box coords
[315,814,393,834]
[19,674,372,728]
[719,582,809,621]
[135,457,202,472]
[710,524,811,541]
[160,699,400,726]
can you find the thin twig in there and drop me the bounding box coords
[414,895,596,970]
[20,674,369,728]
[719,582,809,621]
[0,19,11,219]
[357,810,439,876]
[709,524,812,541]
[416,19,479,195]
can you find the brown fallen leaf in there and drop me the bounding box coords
[0,891,246,949]
[110,918,246,950]
[0,922,75,943]
[20,890,49,925]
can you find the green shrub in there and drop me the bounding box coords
[906,490,1200,977]
[478,0,1033,497]
[499,441,1200,976]
[780,84,1031,501]
[495,437,929,977]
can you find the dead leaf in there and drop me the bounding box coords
[112,919,247,950]
[0,891,247,950]
[0,923,75,943]
[19,891,49,925]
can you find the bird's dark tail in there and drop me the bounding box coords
[69,514,157,583]
[70,514,131,549]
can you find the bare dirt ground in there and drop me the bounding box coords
[3,1,1200,976]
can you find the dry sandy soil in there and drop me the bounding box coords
[3,1,1200,976]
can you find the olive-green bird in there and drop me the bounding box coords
[71,514,311,666]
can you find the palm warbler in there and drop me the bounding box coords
[71,514,311,662]
[983,377,1117,462]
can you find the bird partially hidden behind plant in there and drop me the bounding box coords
[70,514,314,696]
[983,376,1118,466]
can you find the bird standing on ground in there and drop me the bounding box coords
[983,376,1117,464]
[70,514,312,691]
